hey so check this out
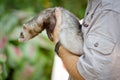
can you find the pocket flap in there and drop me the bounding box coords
[86,35,115,55]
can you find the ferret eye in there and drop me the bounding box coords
[23,26,27,30]
[20,32,24,38]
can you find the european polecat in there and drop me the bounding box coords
[19,7,83,55]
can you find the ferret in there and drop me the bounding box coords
[18,7,83,55]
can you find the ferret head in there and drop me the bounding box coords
[18,20,43,42]
[18,8,56,42]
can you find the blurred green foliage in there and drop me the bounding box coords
[0,0,87,80]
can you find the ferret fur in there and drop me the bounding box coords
[19,7,83,55]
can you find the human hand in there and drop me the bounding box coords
[52,7,62,44]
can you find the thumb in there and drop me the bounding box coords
[55,7,62,26]
[52,7,62,44]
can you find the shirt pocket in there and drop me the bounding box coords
[86,35,115,55]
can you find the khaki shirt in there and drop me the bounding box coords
[77,0,120,80]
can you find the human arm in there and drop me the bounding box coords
[58,45,84,80]
[52,8,84,80]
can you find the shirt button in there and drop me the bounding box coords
[83,22,89,27]
[86,12,89,15]
[94,42,99,47]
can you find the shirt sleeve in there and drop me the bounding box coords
[77,10,120,80]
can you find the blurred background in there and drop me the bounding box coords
[0,0,87,80]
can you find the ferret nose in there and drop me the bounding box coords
[20,32,24,38]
